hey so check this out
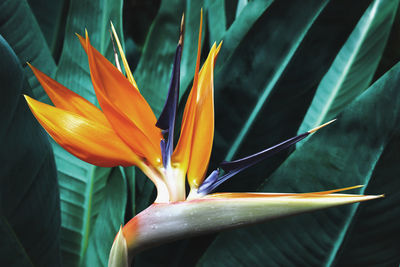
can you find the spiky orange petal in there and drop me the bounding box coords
[84,34,162,166]
[173,42,220,189]
[27,63,110,126]
[25,95,139,167]
[186,44,218,188]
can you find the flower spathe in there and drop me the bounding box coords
[24,11,383,265]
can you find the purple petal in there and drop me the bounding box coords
[156,43,182,167]
[220,132,309,172]
[198,132,310,195]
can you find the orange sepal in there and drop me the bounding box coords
[25,95,140,167]
[27,63,109,126]
[173,43,220,189]
[172,10,203,171]
[84,33,162,166]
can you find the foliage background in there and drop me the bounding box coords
[0,0,400,266]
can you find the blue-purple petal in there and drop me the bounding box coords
[198,132,310,195]
[156,43,182,167]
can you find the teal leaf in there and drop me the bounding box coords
[221,0,328,163]
[332,137,400,266]
[27,0,67,56]
[199,61,400,266]
[298,0,398,139]
[206,0,226,45]
[0,34,60,266]
[51,0,125,265]
[83,167,127,267]
[210,0,274,65]
[212,1,372,192]
[0,0,56,102]
[55,145,112,267]
[133,0,185,116]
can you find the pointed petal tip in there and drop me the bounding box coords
[308,119,337,134]
[179,13,185,46]
[109,226,128,267]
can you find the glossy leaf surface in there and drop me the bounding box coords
[298,0,398,138]
[0,34,61,266]
[199,61,400,266]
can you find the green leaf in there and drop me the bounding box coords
[0,0,56,102]
[55,144,112,267]
[210,0,274,65]
[199,61,400,266]
[206,0,226,45]
[83,167,127,267]
[133,0,185,116]
[298,0,398,138]
[124,166,136,217]
[27,0,67,56]
[332,137,400,266]
[51,0,125,265]
[221,0,328,163]
[0,34,61,266]
[180,0,205,96]
[55,0,124,104]
[212,1,372,192]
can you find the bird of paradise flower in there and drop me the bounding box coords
[24,11,382,267]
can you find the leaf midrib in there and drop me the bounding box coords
[310,0,379,131]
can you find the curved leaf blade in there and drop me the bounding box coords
[83,167,127,267]
[0,0,56,102]
[0,34,60,266]
[298,0,398,137]
[332,137,400,266]
[52,0,125,265]
[199,61,400,266]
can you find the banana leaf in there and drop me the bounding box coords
[0,34,60,266]
[0,0,56,102]
[50,0,125,265]
[199,60,400,266]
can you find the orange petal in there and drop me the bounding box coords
[27,63,110,126]
[84,33,162,166]
[172,13,221,181]
[172,10,203,170]
[204,185,368,199]
[173,43,220,189]
[25,95,139,167]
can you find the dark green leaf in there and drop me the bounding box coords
[83,167,127,267]
[298,0,398,138]
[212,0,371,192]
[199,60,400,266]
[133,0,185,116]
[0,0,56,102]
[51,0,125,265]
[333,136,400,266]
[0,34,60,266]
[27,0,67,58]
